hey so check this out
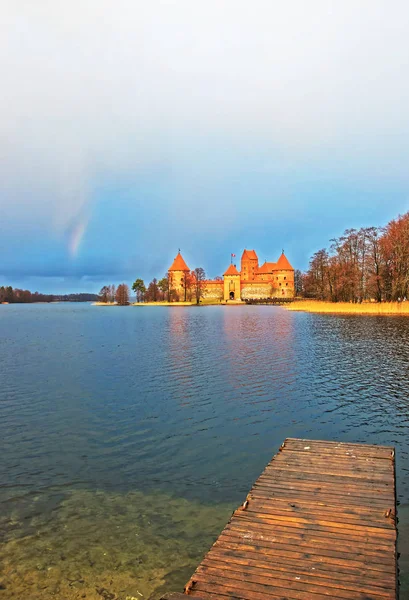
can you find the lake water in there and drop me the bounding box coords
[0,303,408,599]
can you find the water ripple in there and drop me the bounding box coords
[1,303,409,595]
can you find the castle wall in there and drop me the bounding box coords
[274,270,295,298]
[240,282,273,299]
[202,281,224,301]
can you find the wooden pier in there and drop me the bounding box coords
[163,438,398,600]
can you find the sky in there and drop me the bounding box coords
[1,1,409,293]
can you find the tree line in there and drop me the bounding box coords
[300,210,409,302]
[133,268,207,304]
[99,284,130,305]
[99,268,207,305]
[0,287,99,303]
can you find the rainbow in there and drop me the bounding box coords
[68,216,88,258]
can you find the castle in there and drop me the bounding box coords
[168,249,294,302]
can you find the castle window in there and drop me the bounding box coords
[286,283,288,286]
[279,283,282,286]
[284,276,286,280]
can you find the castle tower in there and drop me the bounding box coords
[274,252,294,298]
[241,249,259,281]
[223,263,241,301]
[168,251,190,301]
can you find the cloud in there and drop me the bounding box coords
[1,1,409,287]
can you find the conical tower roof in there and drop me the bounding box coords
[224,264,240,276]
[276,252,293,270]
[169,252,190,272]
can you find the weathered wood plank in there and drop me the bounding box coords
[168,438,398,600]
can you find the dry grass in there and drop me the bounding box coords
[92,301,116,306]
[286,300,409,315]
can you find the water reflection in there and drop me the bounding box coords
[0,304,408,597]
[168,308,196,406]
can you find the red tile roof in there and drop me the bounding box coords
[276,252,293,270]
[224,264,240,276]
[241,249,258,261]
[169,252,190,271]
[257,262,277,274]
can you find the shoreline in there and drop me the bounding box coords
[285,300,409,315]
[92,301,243,306]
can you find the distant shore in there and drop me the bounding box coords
[285,300,409,315]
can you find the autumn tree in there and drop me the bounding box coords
[145,278,159,302]
[99,286,111,303]
[304,211,409,302]
[183,271,194,301]
[304,249,330,299]
[380,213,409,300]
[329,230,361,302]
[5,286,14,303]
[132,278,146,303]
[365,227,384,302]
[191,267,206,304]
[115,283,130,305]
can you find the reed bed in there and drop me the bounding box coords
[286,300,409,315]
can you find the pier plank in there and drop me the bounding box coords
[167,438,398,600]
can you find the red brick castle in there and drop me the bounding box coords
[169,249,294,302]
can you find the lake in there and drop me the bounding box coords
[0,303,408,599]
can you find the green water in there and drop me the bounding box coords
[0,489,232,599]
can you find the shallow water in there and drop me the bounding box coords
[0,304,408,598]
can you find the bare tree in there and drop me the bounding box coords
[191,267,206,304]
[109,285,116,303]
[99,286,110,303]
[294,269,304,297]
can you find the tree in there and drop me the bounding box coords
[294,269,304,297]
[132,278,146,303]
[304,249,330,300]
[366,227,384,302]
[303,210,409,303]
[109,284,116,303]
[5,286,14,303]
[145,278,159,302]
[115,283,130,305]
[158,275,170,302]
[191,267,206,304]
[380,213,409,300]
[183,271,194,301]
[99,286,111,303]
